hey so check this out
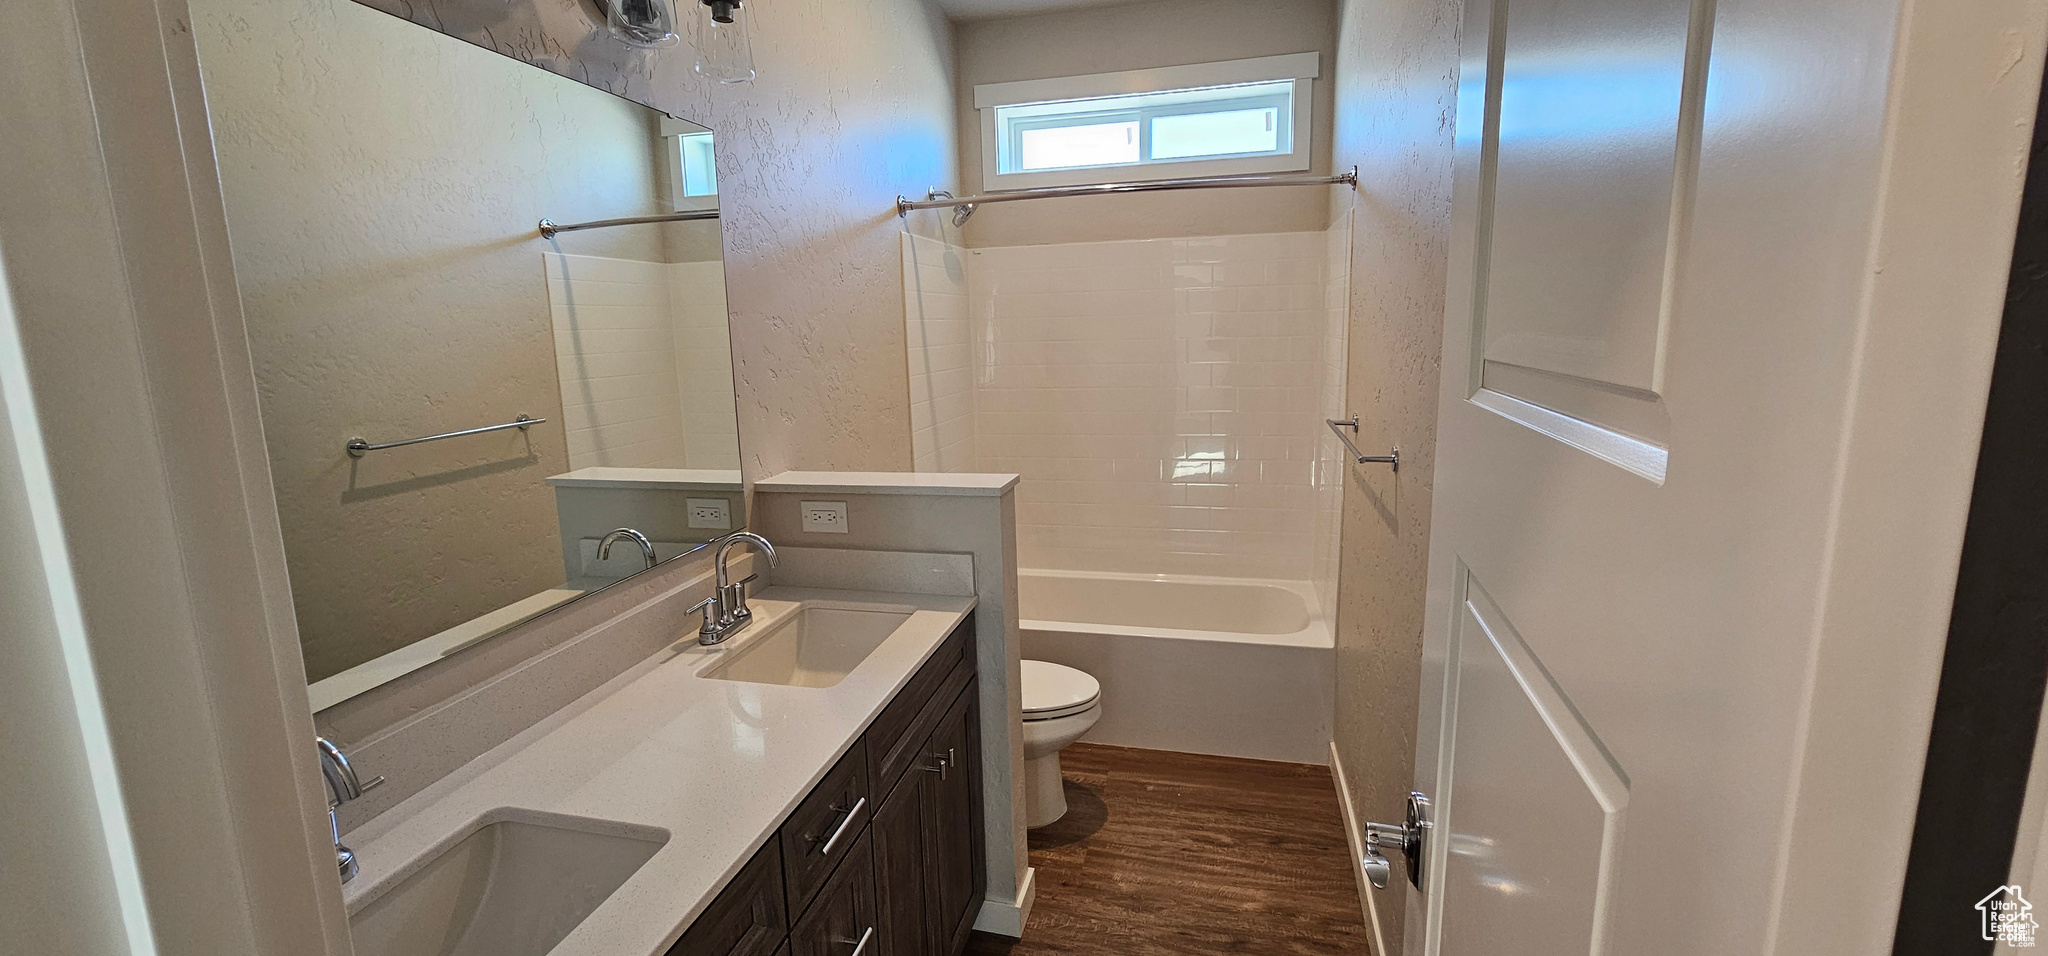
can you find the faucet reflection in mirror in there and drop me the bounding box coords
[316,737,381,883]
[599,528,659,570]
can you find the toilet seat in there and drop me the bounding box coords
[1021,660,1100,721]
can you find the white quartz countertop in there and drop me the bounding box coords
[755,470,1019,496]
[340,585,978,956]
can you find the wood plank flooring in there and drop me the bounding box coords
[965,743,1371,956]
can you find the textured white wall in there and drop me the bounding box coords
[953,0,1340,247]
[1325,0,1462,949]
[193,0,684,682]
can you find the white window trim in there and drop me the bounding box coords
[974,52,1320,191]
[659,116,719,213]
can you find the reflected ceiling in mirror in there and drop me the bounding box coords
[189,0,742,706]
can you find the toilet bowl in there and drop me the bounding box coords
[1019,659,1102,828]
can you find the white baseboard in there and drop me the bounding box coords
[972,865,1036,938]
[1331,741,1391,956]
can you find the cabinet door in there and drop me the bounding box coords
[790,830,877,956]
[922,680,984,956]
[870,773,928,956]
[666,835,788,956]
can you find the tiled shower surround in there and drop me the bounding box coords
[905,223,1350,584]
[546,252,739,471]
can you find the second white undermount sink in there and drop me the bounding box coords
[348,810,666,956]
[701,603,914,688]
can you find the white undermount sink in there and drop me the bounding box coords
[348,811,666,956]
[700,603,915,688]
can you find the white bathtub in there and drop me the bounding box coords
[1018,569,1334,765]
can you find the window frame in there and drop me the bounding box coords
[974,52,1320,191]
[660,116,719,213]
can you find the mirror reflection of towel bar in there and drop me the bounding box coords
[346,415,545,458]
[1327,416,1399,471]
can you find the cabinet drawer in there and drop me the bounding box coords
[790,830,878,956]
[780,744,870,912]
[667,834,787,956]
[865,618,974,798]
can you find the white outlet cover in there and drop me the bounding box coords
[686,497,732,530]
[800,500,848,534]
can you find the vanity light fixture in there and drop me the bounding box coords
[605,0,681,48]
[693,0,756,84]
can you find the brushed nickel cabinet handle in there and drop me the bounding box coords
[811,796,866,857]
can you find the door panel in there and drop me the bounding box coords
[1438,575,1625,956]
[871,773,928,956]
[1474,0,1712,474]
[926,681,982,955]
[1481,0,1701,396]
[1405,0,2023,950]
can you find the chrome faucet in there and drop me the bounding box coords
[598,527,658,570]
[315,737,382,883]
[688,532,778,645]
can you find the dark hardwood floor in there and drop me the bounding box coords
[965,743,1371,956]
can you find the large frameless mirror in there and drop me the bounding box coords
[189,0,743,708]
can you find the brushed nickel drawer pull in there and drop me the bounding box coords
[839,926,874,956]
[919,747,957,780]
[811,796,866,856]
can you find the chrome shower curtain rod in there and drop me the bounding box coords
[537,208,720,238]
[895,167,1357,222]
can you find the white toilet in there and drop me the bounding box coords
[1019,659,1103,828]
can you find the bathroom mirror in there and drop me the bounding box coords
[190,0,743,707]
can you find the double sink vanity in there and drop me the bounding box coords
[334,576,985,956]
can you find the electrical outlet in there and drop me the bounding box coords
[800,500,848,534]
[687,497,732,530]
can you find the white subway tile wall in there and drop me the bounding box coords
[546,252,739,470]
[1313,211,1352,626]
[670,260,740,469]
[903,233,975,472]
[903,229,1350,581]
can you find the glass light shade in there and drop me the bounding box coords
[607,0,680,48]
[693,0,756,84]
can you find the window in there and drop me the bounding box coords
[661,117,718,212]
[975,53,1319,190]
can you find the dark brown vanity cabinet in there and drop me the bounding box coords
[670,617,984,956]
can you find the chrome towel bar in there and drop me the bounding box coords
[1327,416,1399,471]
[346,415,545,458]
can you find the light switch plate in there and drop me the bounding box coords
[800,500,849,534]
[687,497,732,530]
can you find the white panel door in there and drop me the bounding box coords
[1396,0,2044,952]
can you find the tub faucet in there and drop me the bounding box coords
[598,527,657,570]
[315,736,382,883]
[688,532,778,645]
